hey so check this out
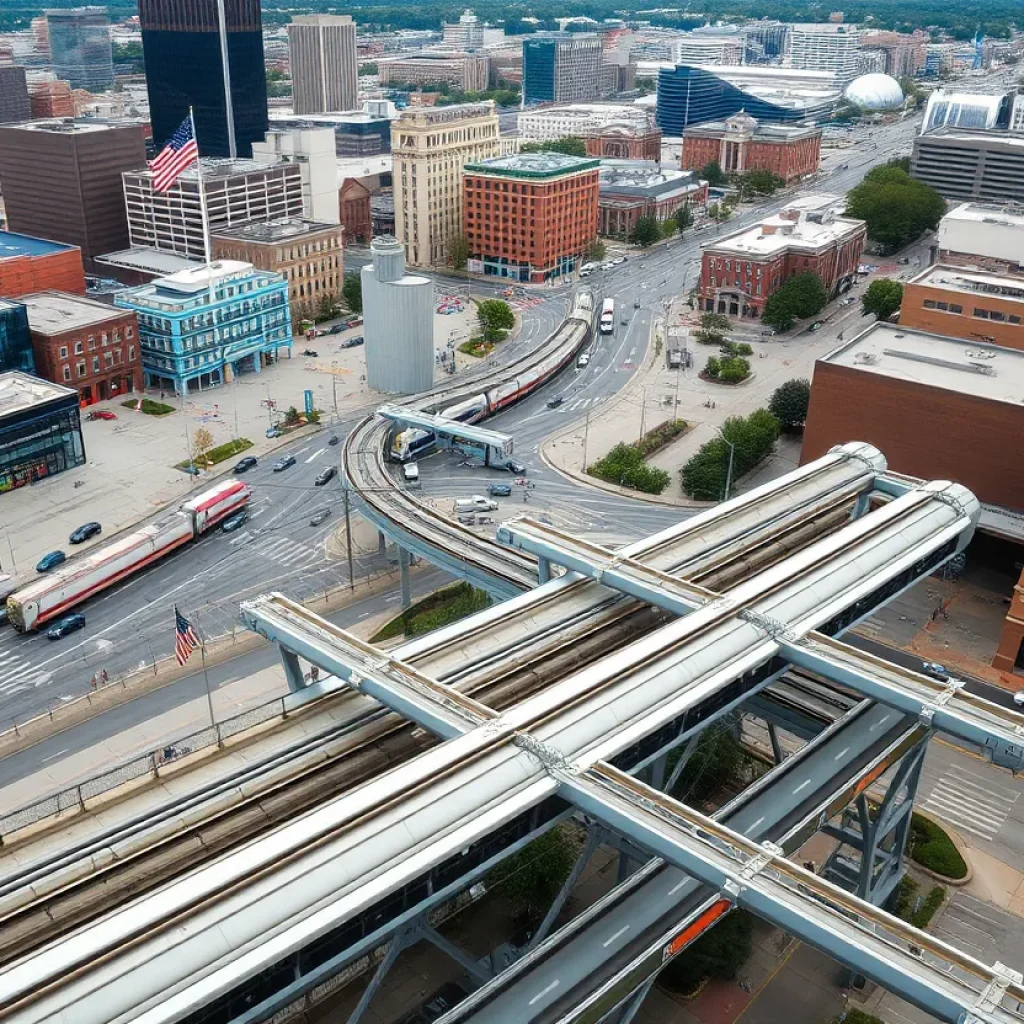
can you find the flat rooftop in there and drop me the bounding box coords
[212,218,340,243]
[705,198,862,256]
[128,158,299,181]
[917,128,1024,149]
[824,323,1024,405]
[1,118,141,135]
[0,230,76,260]
[96,247,201,276]
[0,371,77,417]
[910,264,1024,304]
[941,201,1024,230]
[465,153,600,177]
[21,291,128,333]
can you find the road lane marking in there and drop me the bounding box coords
[669,879,689,895]
[529,980,560,1005]
[305,447,327,463]
[603,925,630,947]
[793,779,812,794]
[833,747,850,761]
[869,714,892,732]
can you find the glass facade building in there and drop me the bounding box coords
[140,0,269,158]
[523,39,557,105]
[115,261,292,395]
[46,8,114,91]
[0,373,85,495]
[0,301,34,376]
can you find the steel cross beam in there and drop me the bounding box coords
[564,764,1024,1024]
[377,403,514,455]
[497,514,1024,771]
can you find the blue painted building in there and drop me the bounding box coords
[0,299,34,375]
[115,260,291,394]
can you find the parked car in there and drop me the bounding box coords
[273,455,296,472]
[221,510,249,533]
[455,495,498,514]
[328,435,341,446]
[1014,691,1024,707]
[315,466,337,486]
[86,410,117,421]
[182,463,201,476]
[612,256,626,265]
[505,459,526,475]
[69,522,102,544]
[266,427,283,438]
[921,661,948,679]
[36,550,66,573]
[577,352,590,368]
[487,483,511,497]
[546,394,564,408]
[233,455,258,473]
[309,508,332,526]
[328,324,347,334]
[634,298,641,309]
[809,321,824,332]
[47,611,86,641]
[0,605,7,628]
[302,348,319,357]
[343,336,364,348]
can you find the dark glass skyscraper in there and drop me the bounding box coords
[46,7,114,92]
[0,301,34,376]
[139,0,268,159]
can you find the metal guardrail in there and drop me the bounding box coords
[0,694,289,843]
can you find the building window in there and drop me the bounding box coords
[77,361,86,378]
[92,357,100,373]
[129,345,136,362]
[924,299,937,309]
[74,341,83,355]
[59,346,68,359]
[63,365,71,382]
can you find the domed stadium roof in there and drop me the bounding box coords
[844,73,904,111]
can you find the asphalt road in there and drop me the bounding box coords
[0,111,926,728]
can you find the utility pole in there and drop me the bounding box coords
[343,485,355,590]
[723,436,736,501]
[582,405,590,471]
[638,385,646,442]
[332,362,339,419]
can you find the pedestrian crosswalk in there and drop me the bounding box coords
[0,650,51,697]
[921,765,1018,841]
[258,537,320,568]
[564,396,603,412]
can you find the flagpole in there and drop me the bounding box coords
[192,609,218,741]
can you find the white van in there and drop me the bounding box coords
[455,495,498,515]
[403,463,420,486]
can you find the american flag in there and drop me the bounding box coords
[174,606,200,666]
[149,116,198,192]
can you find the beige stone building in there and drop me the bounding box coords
[211,218,343,328]
[392,102,500,268]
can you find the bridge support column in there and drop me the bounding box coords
[537,556,551,585]
[664,732,702,795]
[344,923,416,1024]
[280,648,306,693]
[615,974,657,1024]
[399,546,411,609]
[767,722,784,765]
[378,531,386,557]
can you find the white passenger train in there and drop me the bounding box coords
[392,290,595,462]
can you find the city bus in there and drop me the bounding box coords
[600,298,615,334]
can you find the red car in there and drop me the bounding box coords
[87,410,118,421]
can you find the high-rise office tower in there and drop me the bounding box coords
[139,0,269,159]
[523,34,603,107]
[45,7,114,92]
[287,15,358,115]
[0,119,146,271]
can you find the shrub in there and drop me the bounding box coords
[589,442,671,494]
[722,340,752,357]
[909,814,968,879]
[680,409,780,500]
[703,355,750,383]
[370,582,491,642]
[635,419,687,457]
[123,397,175,416]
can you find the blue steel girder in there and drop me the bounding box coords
[497,514,1024,771]
[564,764,1024,1024]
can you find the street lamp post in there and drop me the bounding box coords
[717,431,736,502]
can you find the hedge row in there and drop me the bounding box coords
[370,582,491,642]
[589,442,671,495]
[909,813,968,879]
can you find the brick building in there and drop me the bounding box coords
[211,218,342,328]
[339,178,372,244]
[27,80,74,118]
[682,112,822,184]
[699,195,865,318]
[584,123,662,161]
[898,265,1024,352]
[0,231,86,298]
[379,53,490,92]
[20,291,141,405]
[598,162,707,238]
[462,153,600,282]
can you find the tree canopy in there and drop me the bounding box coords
[660,908,754,995]
[700,161,729,187]
[342,273,362,314]
[675,202,694,233]
[680,409,780,500]
[845,164,946,254]
[477,298,515,342]
[862,278,904,321]
[694,312,730,345]
[631,215,661,247]
[520,136,588,157]
[768,378,811,430]
[761,272,827,331]
[448,233,471,271]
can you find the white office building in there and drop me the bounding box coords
[671,35,745,66]
[251,127,340,225]
[443,10,485,51]
[786,23,862,83]
[517,103,650,141]
[287,15,359,115]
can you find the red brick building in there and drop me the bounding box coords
[0,230,86,298]
[699,196,865,318]
[598,162,707,238]
[463,153,600,282]
[27,80,73,118]
[682,112,822,185]
[339,178,373,244]
[584,123,662,162]
[21,291,141,405]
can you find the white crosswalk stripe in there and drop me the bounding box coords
[258,537,320,567]
[0,652,52,696]
[921,766,1018,840]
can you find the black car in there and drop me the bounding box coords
[315,466,337,486]
[328,324,347,334]
[343,336,365,348]
[546,395,564,408]
[273,455,296,472]
[69,521,102,544]
[309,508,332,526]
[328,435,341,446]
[221,510,249,533]
[233,456,258,474]
[47,611,86,640]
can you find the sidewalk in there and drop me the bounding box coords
[1,301,480,577]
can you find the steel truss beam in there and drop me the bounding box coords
[497,517,1024,771]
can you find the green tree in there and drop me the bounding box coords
[632,215,661,247]
[862,278,904,321]
[700,161,729,187]
[586,238,607,263]
[761,271,827,331]
[660,909,754,995]
[316,293,341,322]
[707,202,731,224]
[448,233,471,271]
[487,825,581,924]
[694,311,730,345]
[738,168,784,197]
[520,135,587,157]
[360,62,379,76]
[660,217,677,239]
[845,165,946,254]
[588,442,671,494]
[680,409,780,500]
[112,40,144,71]
[477,298,515,342]
[703,354,750,382]
[768,378,811,430]
[675,202,694,233]
[342,273,362,314]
